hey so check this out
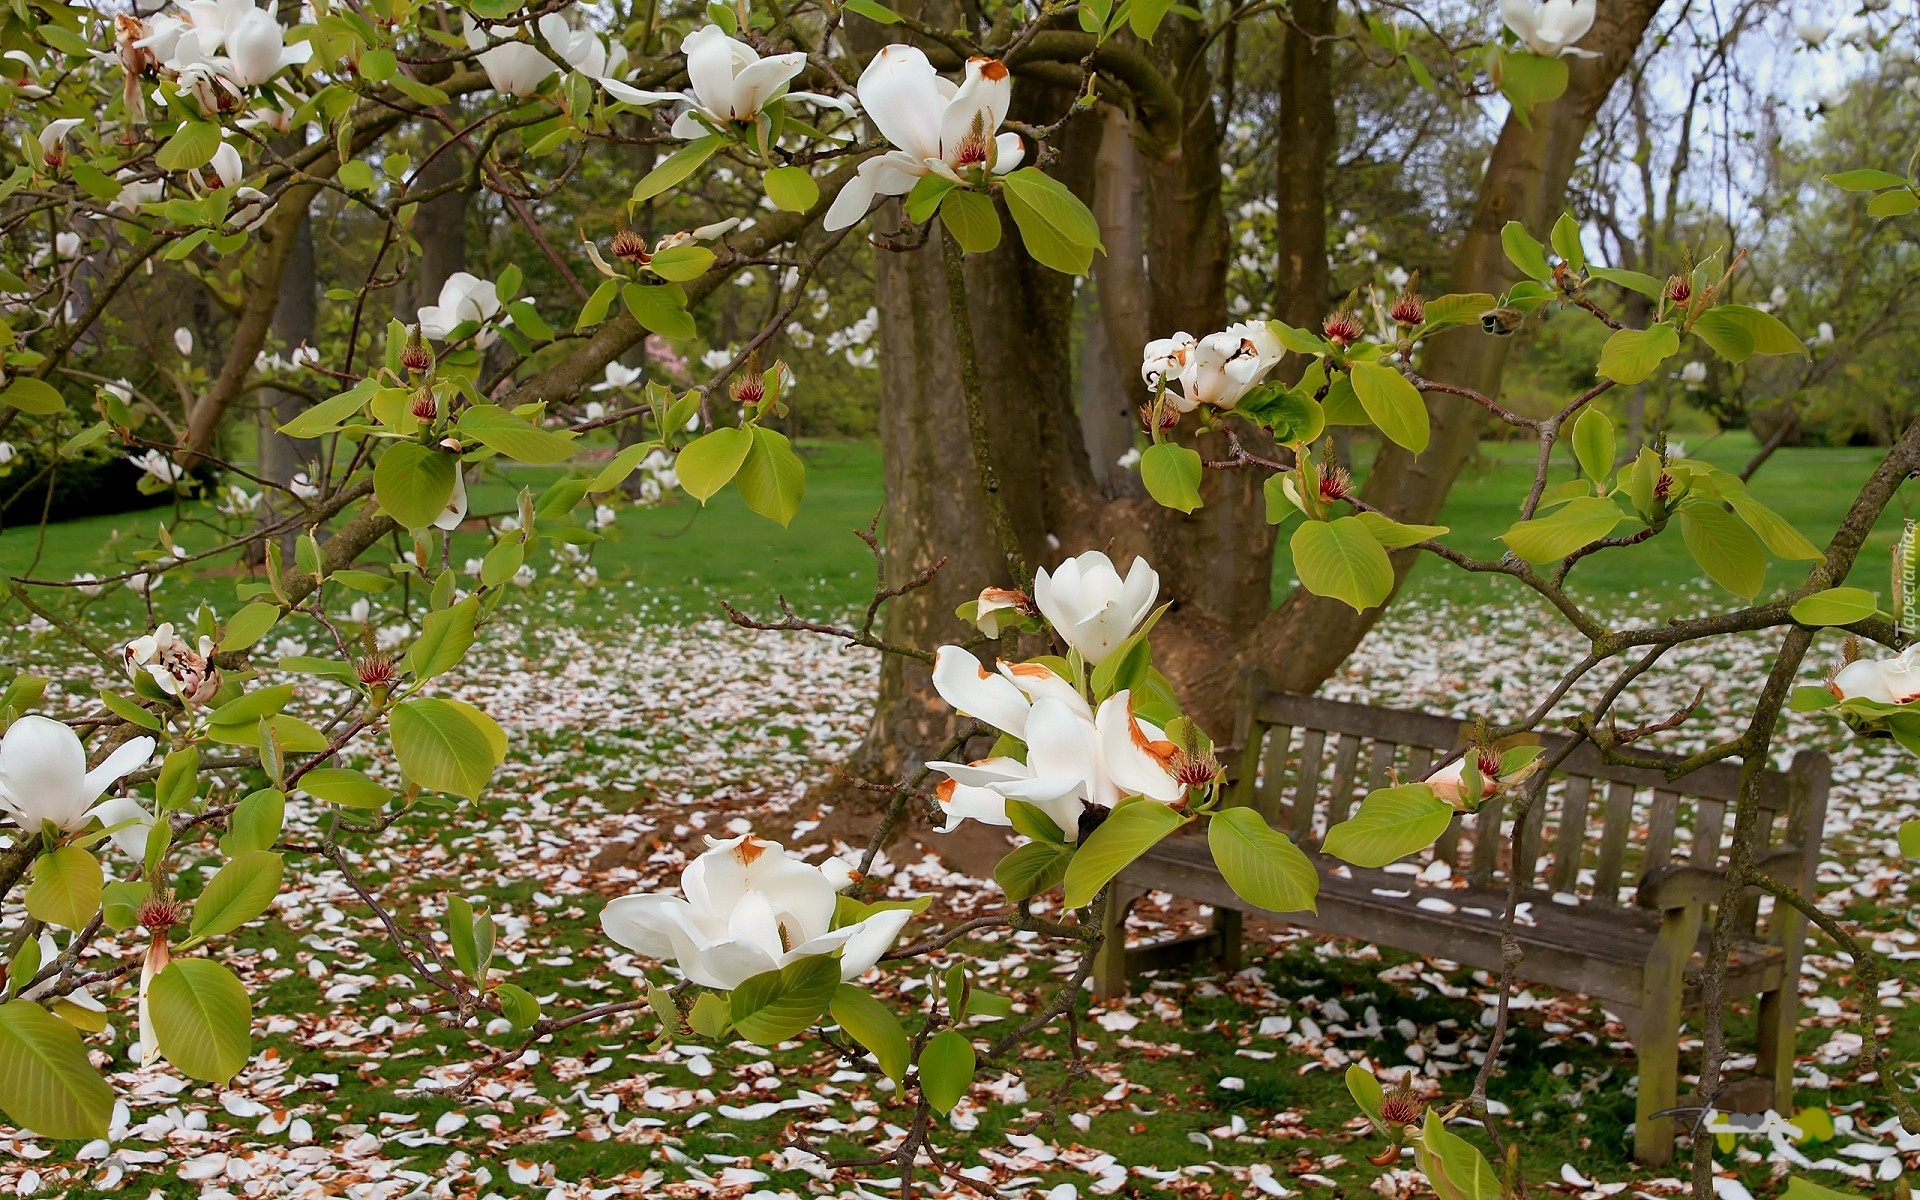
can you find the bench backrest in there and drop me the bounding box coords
[1229,683,1830,938]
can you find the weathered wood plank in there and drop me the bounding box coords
[1549,776,1593,893]
[1325,735,1363,829]
[1366,740,1395,791]
[1692,798,1727,868]
[1592,780,1638,906]
[1255,725,1292,825]
[1515,782,1548,891]
[1290,728,1327,838]
[1645,790,1679,868]
[1469,794,1504,887]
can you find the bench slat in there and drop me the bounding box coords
[1290,728,1326,839]
[1592,780,1637,906]
[1470,794,1504,887]
[1366,740,1395,791]
[1515,784,1548,892]
[1256,725,1292,826]
[1549,776,1593,893]
[1436,811,1463,868]
[1326,734,1363,829]
[1645,789,1680,868]
[1692,798,1726,867]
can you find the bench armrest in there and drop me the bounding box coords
[1636,845,1806,911]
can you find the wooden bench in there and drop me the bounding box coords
[1093,685,1830,1166]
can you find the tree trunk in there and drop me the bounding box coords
[1077,104,1149,497]
[1273,0,1335,338]
[258,213,317,489]
[1248,0,1667,694]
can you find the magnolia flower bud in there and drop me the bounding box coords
[611,229,650,265]
[400,326,434,374]
[1480,307,1524,336]
[1388,290,1425,327]
[1322,311,1365,348]
[730,351,765,405]
[1318,466,1353,504]
[1665,275,1691,304]
[1379,1086,1425,1127]
[408,388,438,423]
[356,650,397,690]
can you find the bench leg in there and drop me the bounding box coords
[1633,905,1703,1167]
[1212,907,1244,975]
[1093,883,1147,1000]
[1755,984,1795,1116]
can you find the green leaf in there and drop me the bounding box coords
[1788,685,1838,712]
[0,1000,113,1140]
[676,426,753,502]
[1826,169,1911,191]
[1868,189,1920,218]
[389,698,506,800]
[338,159,374,191]
[373,442,458,530]
[1725,492,1821,560]
[904,174,957,224]
[1414,1110,1501,1200]
[102,879,151,932]
[189,851,283,939]
[1791,587,1878,626]
[1585,267,1665,298]
[1499,220,1552,282]
[1498,495,1624,561]
[156,121,223,171]
[221,789,284,857]
[734,427,806,526]
[918,1029,975,1113]
[830,984,909,1083]
[764,165,821,211]
[1597,324,1680,384]
[1000,167,1100,276]
[1207,807,1318,913]
[1354,511,1446,549]
[150,958,252,1082]
[1570,407,1614,484]
[1234,386,1324,443]
[26,847,101,930]
[1322,784,1454,867]
[1678,501,1766,599]
[940,188,1002,254]
[1496,51,1568,121]
[457,404,576,464]
[576,278,620,331]
[1549,213,1584,271]
[155,746,200,812]
[1062,800,1188,909]
[1346,1063,1386,1124]
[1691,305,1809,362]
[277,384,374,439]
[622,283,697,340]
[406,595,480,682]
[632,135,720,203]
[1004,799,1067,845]
[644,246,713,285]
[843,0,902,21]
[1140,442,1203,513]
[729,954,840,1045]
[1413,293,1497,335]
[1347,362,1429,452]
[0,378,67,415]
[300,767,393,808]
[496,982,541,1030]
[1291,517,1394,612]
[1781,1179,1859,1200]
[219,603,281,652]
[993,839,1072,902]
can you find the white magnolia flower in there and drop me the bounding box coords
[971,586,1032,637]
[513,563,536,587]
[111,172,164,213]
[1500,0,1598,57]
[604,25,849,133]
[417,272,502,344]
[594,362,643,392]
[210,141,244,189]
[54,232,80,260]
[173,327,193,355]
[289,472,320,500]
[1816,321,1835,345]
[71,572,101,597]
[37,118,81,169]
[1795,20,1832,45]
[128,448,186,486]
[475,31,561,98]
[536,12,625,80]
[224,7,311,87]
[0,715,155,834]
[1143,323,1284,413]
[823,47,1024,231]
[126,623,221,704]
[434,463,468,532]
[1116,446,1142,471]
[928,648,1185,840]
[1424,758,1497,811]
[1034,550,1159,665]
[1833,647,1920,705]
[600,834,912,991]
[0,441,13,465]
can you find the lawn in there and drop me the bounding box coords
[0,433,1916,1199]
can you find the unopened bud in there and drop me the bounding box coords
[1480,306,1523,336]
[1322,311,1365,348]
[611,228,650,266]
[1654,471,1675,502]
[1138,403,1180,433]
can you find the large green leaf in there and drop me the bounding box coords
[676,426,753,503]
[275,385,371,438]
[1692,305,1809,362]
[622,282,697,340]
[189,851,284,939]
[830,984,909,1083]
[1725,492,1821,560]
[1061,800,1188,908]
[373,442,458,530]
[1496,52,1568,124]
[220,789,285,857]
[389,698,506,799]
[1291,517,1394,612]
[1354,511,1447,549]
[1597,324,1680,384]
[729,954,840,1045]
[939,188,1002,254]
[156,120,223,170]
[0,1000,113,1139]
[1347,1063,1386,1124]
[456,404,576,464]
[631,135,720,203]
[1570,407,1614,484]
[25,847,102,931]
[992,839,1072,903]
[999,167,1100,275]
[218,602,281,653]
[299,767,392,808]
[151,958,252,1082]
[1826,169,1911,191]
[763,165,820,212]
[1322,784,1454,868]
[405,595,479,681]
[1207,807,1318,913]
[734,427,806,526]
[1498,495,1624,561]
[1678,501,1766,599]
[1347,362,1429,453]
[1140,442,1203,513]
[1498,219,1552,281]
[918,1029,975,1114]
[0,379,68,415]
[1414,1110,1501,1200]
[1790,587,1879,627]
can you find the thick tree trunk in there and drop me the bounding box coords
[1273,0,1336,337]
[258,213,317,488]
[1248,0,1666,693]
[1077,105,1149,497]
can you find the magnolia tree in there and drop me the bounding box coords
[0,0,1910,1196]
